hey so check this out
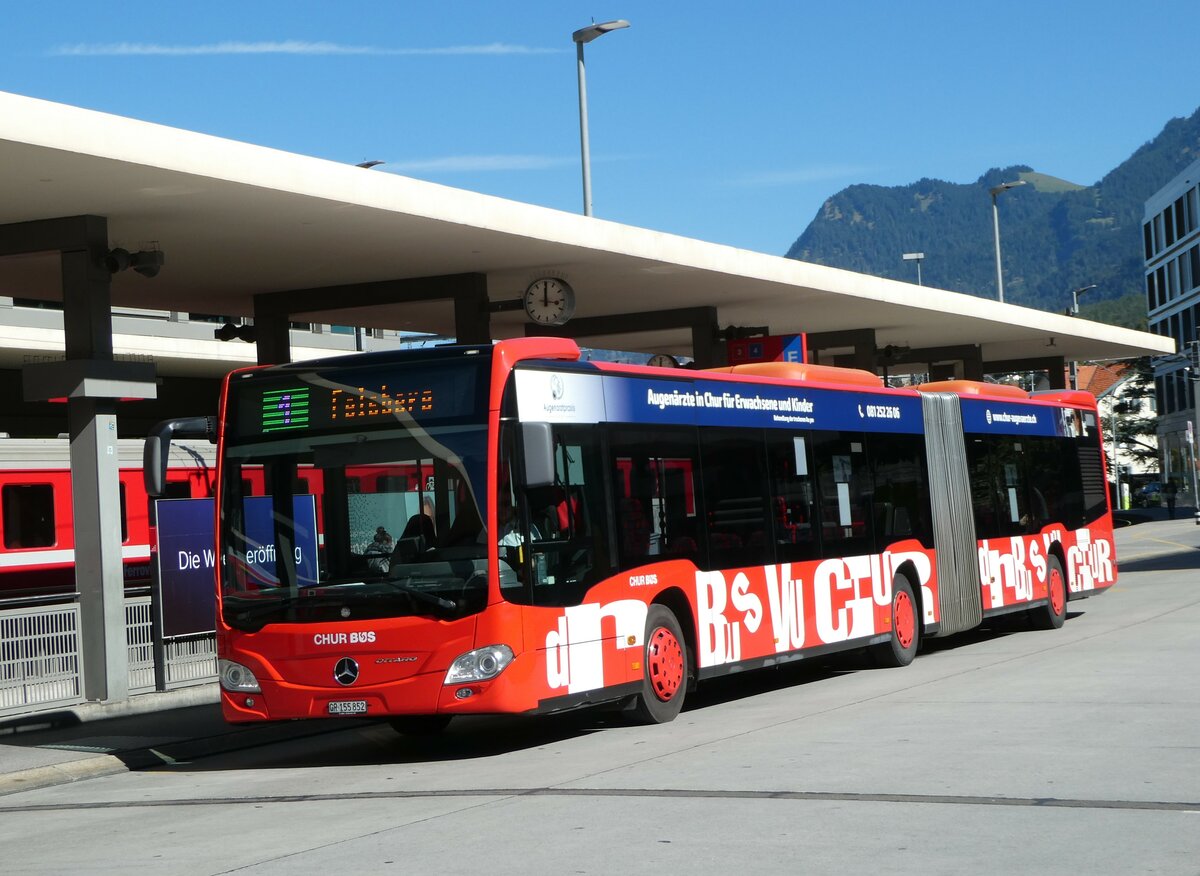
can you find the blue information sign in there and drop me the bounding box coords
[154,495,321,637]
[154,498,218,638]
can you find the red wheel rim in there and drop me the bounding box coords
[647,626,684,702]
[1049,567,1065,615]
[893,589,915,649]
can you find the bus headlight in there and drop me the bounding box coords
[445,645,514,684]
[219,659,262,693]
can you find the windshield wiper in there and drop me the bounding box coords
[384,577,459,614]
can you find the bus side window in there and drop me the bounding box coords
[767,433,820,563]
[500,425,610,608]
[609,427,700,571]
[966,437,998,537]
[967,435,1034,538]
[699,429,772,569]
[811,431,874,559]
[868,432,932,550]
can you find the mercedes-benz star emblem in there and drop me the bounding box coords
[334,657,360,686]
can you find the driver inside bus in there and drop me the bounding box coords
[498,489,540,547]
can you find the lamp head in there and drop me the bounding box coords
[131,250,164,278]
[103,247,164,278]
[573,19,631,43]
[989,179,1027,196]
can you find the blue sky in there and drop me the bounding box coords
[2,1,1198,256]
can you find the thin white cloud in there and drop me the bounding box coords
[50,41,563,57]
[726,165,879,187]
[386,155,575,173]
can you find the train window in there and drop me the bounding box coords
[119,482,128,542]
[164,482,192,500]
[2,483,57,549]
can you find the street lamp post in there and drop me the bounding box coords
[902,252,925,286]
[1111,403,1122,510]
[572,19,630,217]
[989,179,1026,303]
[1071,283,1098,316]
[1068,284,1098,389]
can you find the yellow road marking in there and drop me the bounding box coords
[1145,537,1200,551]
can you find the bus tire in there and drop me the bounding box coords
[871,573,919,668]
[1031,555,1067,630]
[389,715,452,736]
[628,605,688,724]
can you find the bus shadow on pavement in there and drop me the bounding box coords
[160,621,1083,773]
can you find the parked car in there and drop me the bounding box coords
[1134,481,1163,506]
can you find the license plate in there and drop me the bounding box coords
[327,700,368,715]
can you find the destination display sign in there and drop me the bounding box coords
[229,359,487,440]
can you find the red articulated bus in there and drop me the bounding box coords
[0,438,215,602]
[157,338,1115,731]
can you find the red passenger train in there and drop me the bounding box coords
[0,438,215,601]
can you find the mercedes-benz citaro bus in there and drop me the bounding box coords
[148,338,1115,733]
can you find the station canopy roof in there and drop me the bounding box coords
[0,90,1174,367]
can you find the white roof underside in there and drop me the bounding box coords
[0,90,1173,368]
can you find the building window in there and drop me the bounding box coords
[1144,222,1154,260]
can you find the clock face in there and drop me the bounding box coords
[647,354,679,368]
[523,278,576,326]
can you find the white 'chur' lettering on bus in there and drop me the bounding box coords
[978,527,1115,608]
[1065,528,1113,593]
[692,550,935,669]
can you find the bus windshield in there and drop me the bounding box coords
[218,353,492,631]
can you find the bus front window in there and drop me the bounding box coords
[219,353,494,630]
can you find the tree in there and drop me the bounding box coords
[1096,358,1158,474]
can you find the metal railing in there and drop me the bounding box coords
[1,598,217,718]
[0,603,83,716]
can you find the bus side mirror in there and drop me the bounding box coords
[144,416,217,498]
[521,422,555,489]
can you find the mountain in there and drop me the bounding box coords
[784,107,1200,328]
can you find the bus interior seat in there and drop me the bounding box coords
[392,513,435,563]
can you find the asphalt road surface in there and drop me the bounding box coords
[1,518,1197,875]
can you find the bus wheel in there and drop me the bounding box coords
[1031,556,1067,630]
[628,605,688,724]
[871,573,919,668]
[389,715,452,736]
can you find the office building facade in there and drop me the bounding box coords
[1144,157,1200,491]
